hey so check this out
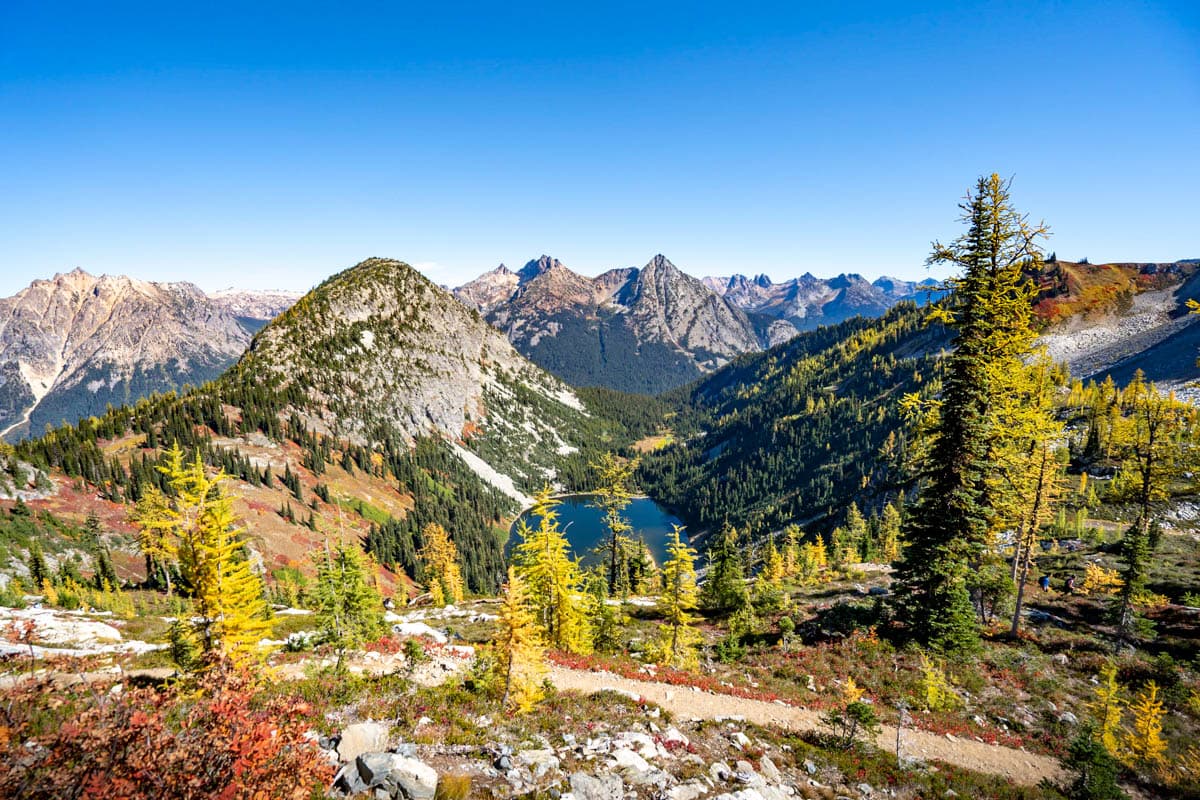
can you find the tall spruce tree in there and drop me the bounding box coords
[892,174,1046,653]
[314,542,385,668]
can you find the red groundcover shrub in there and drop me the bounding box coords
[0,663,332,799]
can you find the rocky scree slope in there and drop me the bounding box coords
[0,269,254,441]
[456,255,762,394]
[1034,259,1200,396]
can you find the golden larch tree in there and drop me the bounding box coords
[495,566,546,713]
[657,525,701,669]
[417,522,465,605]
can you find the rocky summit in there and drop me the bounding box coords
[233,257,589,493]
[457,254,762,394]
[0,269,253,440]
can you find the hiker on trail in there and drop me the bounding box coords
[1065,575,1076,594]
[1040,574,1051,592]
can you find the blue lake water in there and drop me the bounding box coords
[509,494,687,567]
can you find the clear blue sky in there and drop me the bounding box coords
[1,1,1197,296]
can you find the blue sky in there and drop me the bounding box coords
[1,1,1197,296]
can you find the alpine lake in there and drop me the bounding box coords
[509,494,688,567]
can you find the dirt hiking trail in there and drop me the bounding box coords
[548,665,1066,788]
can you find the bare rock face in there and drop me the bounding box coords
[453,265,520,314]
[0,269,254,439]
[457,254,764,394]
[623,255,761,372]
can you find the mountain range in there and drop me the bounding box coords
[703,271,944,332]
[0,269,298,441]
[454,255,942,394]
[5,253,1199,593]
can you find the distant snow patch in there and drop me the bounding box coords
[552,386,584,412]
[448,442,532,506]
[360,330,375,349]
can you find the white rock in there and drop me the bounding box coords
[614,731,657,759]
[519,748,561,777]
[611,748,651,774]
[337,721,390,762]
[393,621,448,643]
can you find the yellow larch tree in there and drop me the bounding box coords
[495,566,546,713]
[132,443,268,665]
[512,488,592,653]
[781,524,801,577]
[657,525,701,669]
[1089,661,1125,754]
[1125,680,1168,769]
[417,522,465,605]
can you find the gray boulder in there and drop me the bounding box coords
[337,722,390,762]
[569,771,624,800]
[352,753,438,800]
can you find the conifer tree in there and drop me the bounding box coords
[753,534,788,611]
[782,524,802,576]
[843,503,868,562]
[132,444,270,664]
[314,542,385,668]
[1089,661,1125,755]
[417,522,465,606]
[1004,357,1066,635]
[700,521,749,614]
[591,453,640,595]
[1125,681,1167,769]
[892,174,1046,653]
[512,488,592,653]
[877,503,902,563]
[1106,371,1194,637]
[583,568,624,654]
[657,526,701,669]
[26,542,48,589]
[495,566,546,712]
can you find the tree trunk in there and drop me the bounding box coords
[1011,443,1051,636]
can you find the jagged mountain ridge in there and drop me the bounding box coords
[704,271,943,332]
[0,270,247,440]
[0,269,299,441]
[456,255,763,394]
[12,257,621,594]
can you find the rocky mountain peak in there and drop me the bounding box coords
[517,255,566,282]
[243,258,584,487]
[0,268,254,440]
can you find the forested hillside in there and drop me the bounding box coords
[640,304,946,536]
[8,259,654,593]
